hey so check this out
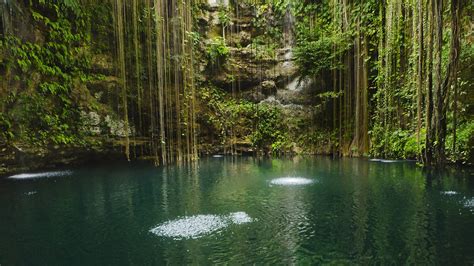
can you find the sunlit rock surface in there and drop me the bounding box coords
[208,0,229,8]
[8,170,72,179]
[270,177,315,186]
[150,212,253,239]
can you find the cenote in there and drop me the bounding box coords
[1,0,473,264]
[1,157,473,265]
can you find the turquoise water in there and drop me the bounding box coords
[1,156,473,264]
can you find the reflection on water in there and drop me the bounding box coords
[0,157,473,264]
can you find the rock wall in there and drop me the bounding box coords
[194,2,333,155]
[0,1,334,175]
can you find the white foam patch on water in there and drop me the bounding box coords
[25,191,37,196]
[150,212,253,240]
[369,159,382,162]
[8,171,72,179]
[228,212,253,224]
[270,177,315,186]
[150,214,226,239]
[212,155,224,158]
[369,159,405,163]
[441,191,458,195]
[464,198,474,208]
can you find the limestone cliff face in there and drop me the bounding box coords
[196,2,299,102]
[0,1,136,175]
[0,1,332,175]
[196,2,321,106]
[193,2,332,155]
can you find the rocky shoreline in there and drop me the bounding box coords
[0,141,126,177]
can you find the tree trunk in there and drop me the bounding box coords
[434,0,444,164]
[416,0,424,157]
[445,0,462,161]
[424,0,434,165]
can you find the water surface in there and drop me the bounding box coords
[0,156,473,264]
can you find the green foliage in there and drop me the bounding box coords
[251,2,285,46]
[317,91,342,99]
[370,127,423,160]
[0,1,94,146]
[294,35,348,76]
[250,104,287,152]
[253,5,275,37]
[293,15,351,77]
[198,86,289,153]
[446,120,474,163]
[188,31,201,47]
[297,130,335,154]
[206,37,229,63]
[0,113,14,143]
[250,37,278,60]
[217,7,230,27]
